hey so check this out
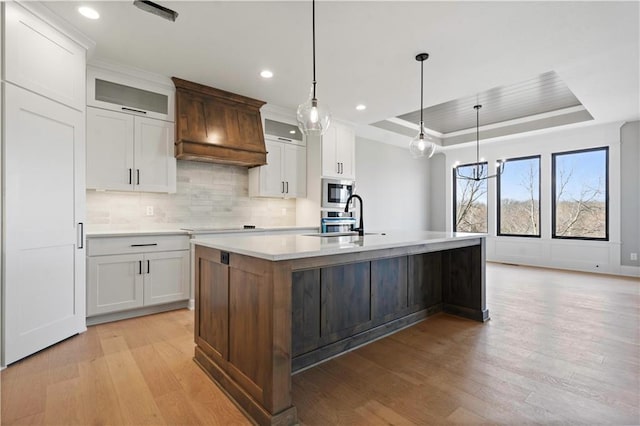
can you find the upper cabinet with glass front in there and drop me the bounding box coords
[87,65,175,122]
[86,63,176,193]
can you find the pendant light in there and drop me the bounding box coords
[297,0,330,136]
[456,104,505,181]
[409,53,437,159]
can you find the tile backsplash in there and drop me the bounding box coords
[86,160,296,231]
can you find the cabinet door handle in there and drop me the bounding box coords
[129,168,132,185]
[336,162,340,174]
[136,169,140,185]
[130,243,158,247]
[122,107,147,115]
[277,137,292,142]
[147,260,150,274]
[282,181,285,193]
[138,260,143,275]
[78,222,84,249]
[286,181,289,193]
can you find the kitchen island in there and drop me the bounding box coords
[193,231,488,426]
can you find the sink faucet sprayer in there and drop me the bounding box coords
[344,194,364,236]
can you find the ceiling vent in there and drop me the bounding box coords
[133,1,179,22]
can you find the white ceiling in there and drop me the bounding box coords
[45,1,640,147]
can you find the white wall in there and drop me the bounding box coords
[87,160,296,231]
[443,121,638,277]
[620,121,640,267]
[355,137,430,232]
[428,153,447,231]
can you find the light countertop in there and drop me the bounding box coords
[192,231,486,261]
[86,226,318,238]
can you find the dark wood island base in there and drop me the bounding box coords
[194,236,488,426]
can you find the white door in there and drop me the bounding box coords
[86,107,135,191]
[321,125,339,178]
[4,84,86,365]
[261,139,285,197]
[284,144,306,198]
[336,125,355,179]
[87,254,144,316]
[134,117,176,193]
[143,251,189,306]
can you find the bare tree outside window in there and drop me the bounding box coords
[498,156,540,236]
[454,163,488,232]
[552,147,608,240]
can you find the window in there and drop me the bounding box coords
[453,163,488,233]
[497,156,541,237]
[552,147,608,240]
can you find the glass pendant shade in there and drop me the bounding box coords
[297,85,331,136]
[409,125,437,158]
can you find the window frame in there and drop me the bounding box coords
[497,155,542,238]
[453,161,489,233]
[551,146,609,241]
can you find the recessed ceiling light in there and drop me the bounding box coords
[260,70,274,79]
[356,104,367,111]
[78,6,100,20]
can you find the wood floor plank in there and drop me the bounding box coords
[102,349,166,425]
[131,344,183,398]
[77,357,125,426]
[42,377,84,425]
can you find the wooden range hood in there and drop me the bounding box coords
[172,77,267,167]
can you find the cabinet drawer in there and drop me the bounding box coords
[87,235,189,256]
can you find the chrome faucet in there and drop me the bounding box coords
[344,194,364,236]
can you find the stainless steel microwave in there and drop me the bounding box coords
[321,178,355,209]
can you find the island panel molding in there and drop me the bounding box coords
[193,232,489,426]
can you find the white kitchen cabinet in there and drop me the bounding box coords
[4,2,85,111]
[249,137,306,198]
[87,107,176,193]
[87,254,144,316]
[87,234,189,321]
[322,122,355,179]
[3,1,88,365]
[143,251,190,306]
[87,64,175,122]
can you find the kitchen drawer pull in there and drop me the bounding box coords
[277,137,292,142]
[147,260,150,274]
[138,260,143,275]
[130,243,158,247]
[122,107,147,114]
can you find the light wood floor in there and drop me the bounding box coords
[2,263,639,425]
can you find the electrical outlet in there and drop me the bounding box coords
[631,253,638,261]
[146,206,154,216]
